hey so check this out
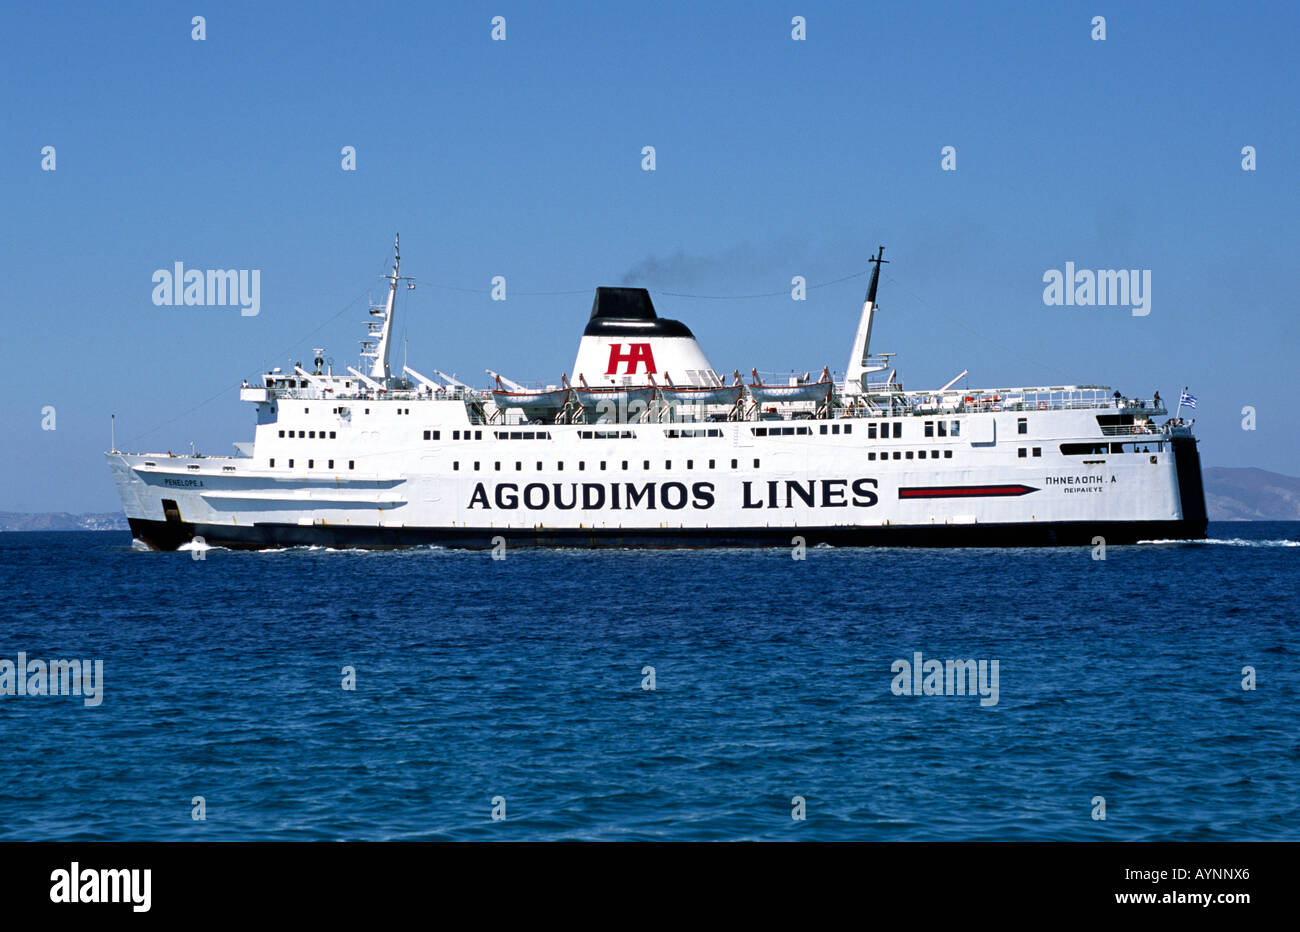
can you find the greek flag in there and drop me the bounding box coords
[1180,390,1197,409]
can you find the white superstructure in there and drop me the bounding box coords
[107,238,1207,549]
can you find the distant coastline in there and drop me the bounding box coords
[1202,467,1300,521]
[0,512,129,532]
[3,466,1298,531]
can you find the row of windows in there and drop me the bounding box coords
[448,451,965,471]
[752,421,964,440]
[1018,447,1043,458]
[867,450,954,461]
[308,405,390,416]
[1061,442,1160,455]
[279,421,973,445]
[266,378,364,390]
[665,428,723,438]
[423,429,535,440]
[921,420,961,438]
[493,430,552,440]
[181,451,963,473]
[280,429,338,439]
[753,423,859,437]
[453,459,764,472]
[289,422,974,444]
[268,458,355,470]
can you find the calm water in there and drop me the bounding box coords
[0,524,1296,841]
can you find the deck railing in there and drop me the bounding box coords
[261,385,484,403]
[256,380,1185,430]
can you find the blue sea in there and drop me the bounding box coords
[0,524,1296,841]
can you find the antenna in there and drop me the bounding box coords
[865,245,889,305]
[369,234,415,384]
[111,414,116,453]
[844,245,889,395]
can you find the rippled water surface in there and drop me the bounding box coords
[0,524,1296,840]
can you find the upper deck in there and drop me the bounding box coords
[226,238,1195,443]
[241,373,1183,426]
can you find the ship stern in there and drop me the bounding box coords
[1170,435,1209,539]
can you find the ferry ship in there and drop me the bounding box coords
[107,237,1207,550]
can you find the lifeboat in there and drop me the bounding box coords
[490,386,570,411]
[748,367,835,404]
[572,373,656,411]
[658,373,744,407]
[489,374,571,418]
[660,384,743,405]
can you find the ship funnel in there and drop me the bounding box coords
[571,288,720,387]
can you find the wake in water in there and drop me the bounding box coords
[177,538,221,554]
[1138,537,1300,547]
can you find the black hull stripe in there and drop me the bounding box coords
[127,518,1208,551]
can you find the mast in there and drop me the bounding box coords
[368,234,402,382]
[844,246,888,394]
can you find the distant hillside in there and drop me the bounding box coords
[1203,467,1300,521]
[0,512,128,532]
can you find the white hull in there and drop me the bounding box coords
[108,405,1205,548]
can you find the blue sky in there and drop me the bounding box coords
[2,1,1297,511]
